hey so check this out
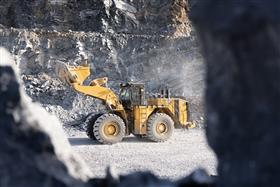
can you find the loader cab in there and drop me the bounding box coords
[120,82,146,109]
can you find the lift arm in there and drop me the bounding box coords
[55,62,124,111]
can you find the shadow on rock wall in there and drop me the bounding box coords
[0,0,191,36]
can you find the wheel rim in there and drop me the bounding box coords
[104,122,120,136]
[156,123,167,134]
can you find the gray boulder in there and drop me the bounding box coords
[191,0,280,186]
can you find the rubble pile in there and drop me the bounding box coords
[22,73,64,98]
[21,72,107,133]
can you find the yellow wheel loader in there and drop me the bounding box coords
[56,63,194,144]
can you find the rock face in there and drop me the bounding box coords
[191,1,280,187]
[0,28,200,87]
[0,0,191,36]
[0,48,92,187]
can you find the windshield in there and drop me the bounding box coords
[120,88,130,101]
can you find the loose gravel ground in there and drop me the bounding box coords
[68,129,217,180]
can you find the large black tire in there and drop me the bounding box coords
[147,113,174,142]
[93,113,126,144]
[85,113,103,140]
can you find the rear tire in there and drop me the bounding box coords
[85,113,103,140]
[93,113,126,144]
[147,113,174,142]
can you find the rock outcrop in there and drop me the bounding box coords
[0,48,92,187]
[0,0,191,36]
[191,1,280,187]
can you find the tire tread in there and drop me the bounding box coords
[147,113,174,142]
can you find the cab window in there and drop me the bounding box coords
[120,88,130,101]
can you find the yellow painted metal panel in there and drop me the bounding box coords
[133,106,155,134]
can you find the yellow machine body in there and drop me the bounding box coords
[56,63,193,138]
[132,98,190,134]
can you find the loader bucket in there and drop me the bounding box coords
[55,62,90,86]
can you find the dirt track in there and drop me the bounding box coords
[68,129,217,180]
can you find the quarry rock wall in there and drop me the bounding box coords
[0,0,204,126]
[0,0,191,36]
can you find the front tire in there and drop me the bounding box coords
[85,113,103,140]
[93,113,126,144]
[147,113,174,142]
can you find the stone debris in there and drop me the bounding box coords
[22,73,64,97]
[20,71,107,133]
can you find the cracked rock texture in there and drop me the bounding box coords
[191,0,280,187]
[0,0,191,36]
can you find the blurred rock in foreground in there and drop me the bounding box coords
[191,1,280,187]
[0,48,92,187]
